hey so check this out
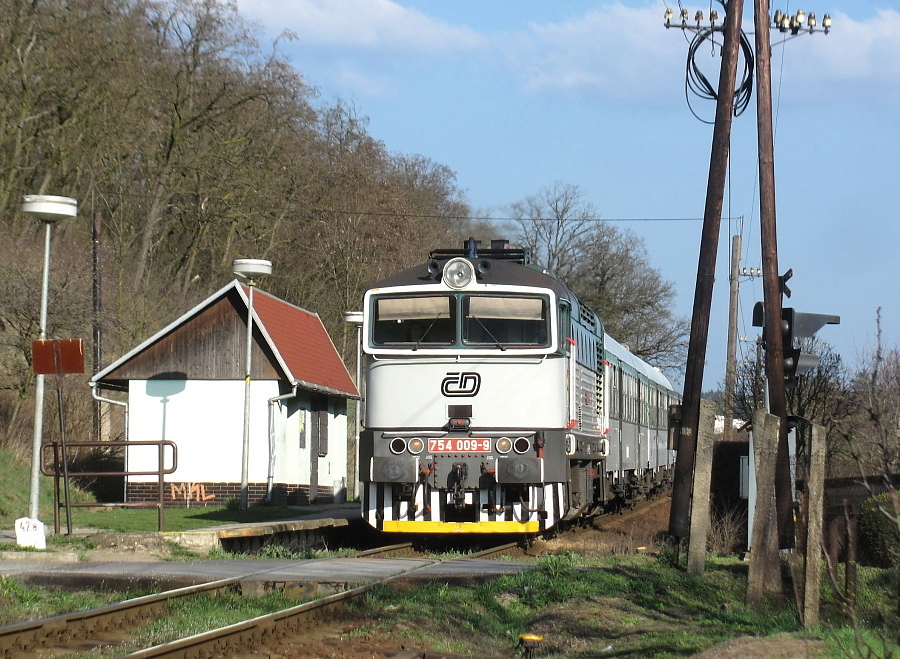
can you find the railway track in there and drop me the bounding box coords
[0,541,524,657]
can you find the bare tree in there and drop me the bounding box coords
[509,181,595,282]
[733,337,856,458]
[828,311,899,656]
[0,0,470,452]
[508,182,688,374]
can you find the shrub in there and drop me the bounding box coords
[857,491,899,568]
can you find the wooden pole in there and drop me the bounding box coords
[754,0,794,550]
[669,0,746,542]
[723,234,742,442]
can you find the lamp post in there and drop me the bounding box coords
[21,195,78,521]
[232,259,272,511]
[343,311,363,501]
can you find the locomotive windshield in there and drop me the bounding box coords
[463,295,548,347]
[371,293,550,349]
[372,295,456,346]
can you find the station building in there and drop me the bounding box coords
[91,280,359,507]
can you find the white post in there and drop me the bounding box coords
[240,281,255,510]
[21,195,77,526]
[232,259,272,511]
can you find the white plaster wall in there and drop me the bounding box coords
[127,379,278,483]
[126,380,348,492]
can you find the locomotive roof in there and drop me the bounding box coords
[367,256,572,299]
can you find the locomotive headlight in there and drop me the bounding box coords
[513,436,531,454]
[407,437,425,454]
[495,437,512,454]
[389,437,407,454]
[442,258,475,289]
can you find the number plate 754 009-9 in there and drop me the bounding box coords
[427,438,491,453]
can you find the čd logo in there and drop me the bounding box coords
[441,372,481,397]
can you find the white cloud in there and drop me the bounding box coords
[236,0,487,55]
[799,9,900,80]
[236,1,900,105]
[497,3,900,103]
[497,3,699,100]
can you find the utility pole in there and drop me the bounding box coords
[667,0,745,545]
[723,233,742,442]
[754,0,795,549]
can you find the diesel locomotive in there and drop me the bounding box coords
[358,239,680,534]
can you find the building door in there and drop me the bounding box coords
[309,395,329,503]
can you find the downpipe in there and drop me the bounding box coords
[266,386,298,502]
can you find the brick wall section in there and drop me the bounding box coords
[126,482,336,508]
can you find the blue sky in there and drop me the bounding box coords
[236,0,899,390]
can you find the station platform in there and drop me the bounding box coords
[159,502,364,553]
[0,503,366,561]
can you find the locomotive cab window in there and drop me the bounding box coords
[373,295,455,346]
[462,295,549,347]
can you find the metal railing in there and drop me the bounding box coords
[41,440,177,533]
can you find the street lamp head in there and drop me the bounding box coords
[232,258,272,283]
[343,311,363,326]
[21,195,78,223]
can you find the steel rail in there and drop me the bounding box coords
[0,576,242,657]
[0,541,524,657]
[123,543,524,657]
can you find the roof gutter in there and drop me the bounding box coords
[89,382,128,444]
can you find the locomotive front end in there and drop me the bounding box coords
[359,247,571,534]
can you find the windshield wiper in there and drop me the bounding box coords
[411,314,442,351]
[470,316,506,351]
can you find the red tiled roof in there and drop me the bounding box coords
[248,286,358,398]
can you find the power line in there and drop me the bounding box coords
[90,189,714,223]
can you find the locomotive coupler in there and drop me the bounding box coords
[449,462,468,508]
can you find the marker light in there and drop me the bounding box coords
[513,437,531,454]
[443,258,475,289]
[389,438,407,454]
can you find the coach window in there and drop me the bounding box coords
[610,363,620,420]
[462,295,549,347]
[372,295,455,346]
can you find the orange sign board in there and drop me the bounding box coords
[32,339,85,375]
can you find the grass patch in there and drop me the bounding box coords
[0,446,324,534]
[116,590,299,653]
[0,576,126,627]
[68,504,324,533]
[0,446,84,525]
[350,553,893,658]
